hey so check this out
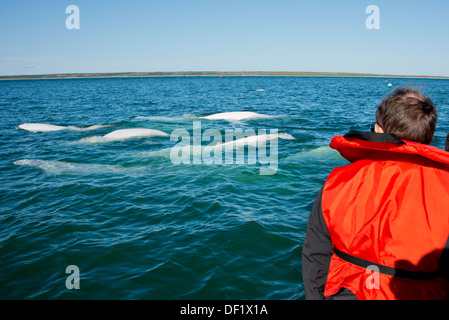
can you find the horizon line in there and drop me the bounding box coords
[1,71,449,81]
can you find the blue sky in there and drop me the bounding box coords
[1,0,448,76]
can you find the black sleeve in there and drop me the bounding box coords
[301,186,333,300]
[445,132,449,152]
[439,237,449,280]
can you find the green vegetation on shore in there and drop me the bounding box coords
[1,71,448,81]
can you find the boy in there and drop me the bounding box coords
[302,86,449,300]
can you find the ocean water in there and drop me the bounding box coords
[1,76,448,300]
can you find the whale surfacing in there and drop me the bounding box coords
[18,123,111,133]
[214,133,295,149]
[200,111,274,121]
[102,128,170,141]
[77,128,170,144]
[18,123,67,132]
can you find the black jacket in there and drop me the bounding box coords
[301,187,357,300]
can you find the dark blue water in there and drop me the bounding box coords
[1,76,448,299]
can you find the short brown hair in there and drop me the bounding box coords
[376,86,437,144]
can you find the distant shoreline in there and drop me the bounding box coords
[1,71,449,81]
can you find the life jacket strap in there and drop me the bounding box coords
[333,248,441,280]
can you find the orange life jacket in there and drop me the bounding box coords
[322,132,449,300]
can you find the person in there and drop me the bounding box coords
[302,86,449,300]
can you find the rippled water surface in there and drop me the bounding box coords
[1,76,448,299]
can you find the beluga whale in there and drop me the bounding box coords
[18,123,111,133]
[102,128,170,141]
[12,159,150,177]
[199,111,275,121]
[212,132,295,149]
[78,128,170,143]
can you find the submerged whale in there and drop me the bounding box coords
[199,111,275,121]
[18,123,111,133]
[14,159,148,177]
[14,159,124,174]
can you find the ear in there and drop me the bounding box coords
[374,123,384,134]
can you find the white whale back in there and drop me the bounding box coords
[103,128,170,141]
[18,123,67,132]
[215,133,294,148]
[18,123,111,132]
[200,111,274,121]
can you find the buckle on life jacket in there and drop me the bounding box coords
[333,248,441,280]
